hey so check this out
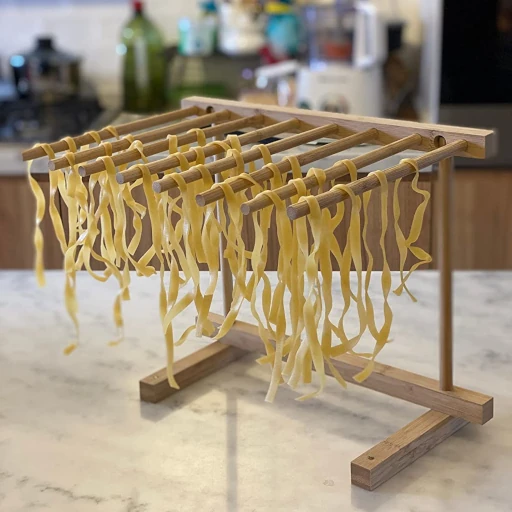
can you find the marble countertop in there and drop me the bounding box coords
[1,270,511,511]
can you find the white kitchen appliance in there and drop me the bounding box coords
[296,0,387,116]
[218,2,266,56]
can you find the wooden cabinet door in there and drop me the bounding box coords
[241,175,433,271]
[0,172,436,273]
[58,184,209,272]
[431,169,512,269]
[0,177,63,269]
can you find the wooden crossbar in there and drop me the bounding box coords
[141,313,493,425]
[181,97,497,159]
[206,313,493,424]
[140,342,246,403]
[351,410,469,490]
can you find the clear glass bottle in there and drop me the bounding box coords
[120,1,167,113]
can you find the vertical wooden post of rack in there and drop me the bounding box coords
[213,133,234,316]
[438,140,454,391]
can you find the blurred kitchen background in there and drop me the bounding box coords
[0,0,511,270]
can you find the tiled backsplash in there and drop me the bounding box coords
[0,0,198,104]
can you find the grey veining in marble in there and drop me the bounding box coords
[1,270,511,511]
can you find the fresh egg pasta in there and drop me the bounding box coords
[27,120,431,399]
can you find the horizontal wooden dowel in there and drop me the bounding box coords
[181,123,338,203]
[198,128,378,208]
[62,110,229,174]
[49,110,229,173]
[240,133,422,215]
[145,119,298,187]
[113,114,263,183]
[152,118,306,193]
[287,139,468,220]
[22,105,201,161]
[78,111,244,177]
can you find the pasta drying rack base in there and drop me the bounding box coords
[140,313,493,492]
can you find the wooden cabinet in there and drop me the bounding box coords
[242,168,512,271]
[1,168,511,271]
[241,176,433,271]
[0,173,432,272]
[436,168,512,269]
[0,177,63,270]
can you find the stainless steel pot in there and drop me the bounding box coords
[10,37,81,103]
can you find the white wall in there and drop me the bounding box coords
[0,0,198,103]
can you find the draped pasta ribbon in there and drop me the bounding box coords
[352,170,393,382]
[393,158,432,301]
[27,143,55,286]
[26,122,435,395]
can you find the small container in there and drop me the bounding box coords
[178,18,216,57]
[218,2,266,56]
[265,1,300,61]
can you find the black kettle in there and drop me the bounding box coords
[10,37,81,103]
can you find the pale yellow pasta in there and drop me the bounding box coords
[27,144,54,287]
[27,122,432,398]
[245,155,432,398]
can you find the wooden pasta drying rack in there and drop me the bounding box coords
[26,97,497,492]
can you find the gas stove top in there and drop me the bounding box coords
[0,93,103,144]
[0,85,120,176]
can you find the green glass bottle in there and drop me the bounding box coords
[121,1,167,113]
